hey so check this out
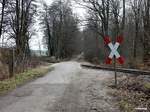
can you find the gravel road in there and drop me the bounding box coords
[0,61,120,112]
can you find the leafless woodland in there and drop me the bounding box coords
[0,0,150,78]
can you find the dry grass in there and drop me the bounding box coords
[0,64,54,94]
[112,75,150,112]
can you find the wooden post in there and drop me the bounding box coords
[8,48,14,77]
[12,48,15,76]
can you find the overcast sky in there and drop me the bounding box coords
[30,0,86,51]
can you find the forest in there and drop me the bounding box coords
[0,0,149,111]
[40,0,150,68]
[0,0,149,78]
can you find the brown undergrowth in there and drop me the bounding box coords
[112,75,150,112]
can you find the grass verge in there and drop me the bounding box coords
[112,75,150,112]
[0,65,54,94]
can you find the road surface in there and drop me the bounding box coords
[0,61,120,112]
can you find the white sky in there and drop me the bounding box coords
[30,0,86,51]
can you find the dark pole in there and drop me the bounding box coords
[114,56,117,87]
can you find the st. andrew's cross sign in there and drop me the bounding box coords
[103,35,125,87]
[104,35,125,65]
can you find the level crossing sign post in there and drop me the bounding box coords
[104,35,125,87]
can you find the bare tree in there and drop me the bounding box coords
[130,0,142,58]
[41,0,80,59]
[0,0,7,38]
[142,0,150,62]
[75,0,110,37]
[5,0,37,72]
[8,0,36,55]
[121,0,125,32]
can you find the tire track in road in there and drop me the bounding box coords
[50,68,120,112]
[0,62,120,112]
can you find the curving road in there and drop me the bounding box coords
[0,61,120,112]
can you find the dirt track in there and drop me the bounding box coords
[0,62,120,112]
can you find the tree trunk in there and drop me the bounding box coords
[133,20,138,58]
[143,0,150,63]
[0,0,6,38]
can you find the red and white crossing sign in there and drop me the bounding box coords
[104,35,125,64]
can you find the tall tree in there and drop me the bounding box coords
[8,0,36,55]
[130,0,142,58]
[0,0,7,39]
[41,0,80,59]
[75,0,111,37]
[142,0,150,62]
